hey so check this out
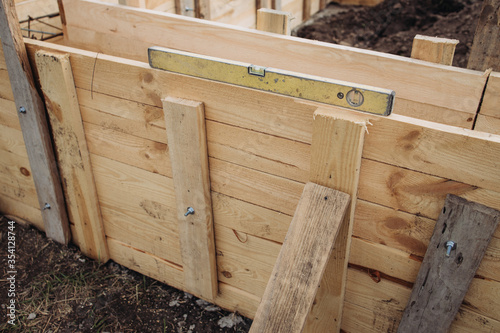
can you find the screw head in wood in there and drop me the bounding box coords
[43,203,51,210]
[19,106,26,113]
[184,207,195,216]
[445,241,456,257]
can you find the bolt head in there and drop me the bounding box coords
[446,241,455,247]
[19,106,26,113]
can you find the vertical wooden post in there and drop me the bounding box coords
[35,50,110,262]
[303,0,311,20]
[163,97,218,301]
[176,0,210,19]
[468,0,500,71]
[304,108,366,332]
[411,35,459,66]
[256,8,292,35]
[0,0,70,244]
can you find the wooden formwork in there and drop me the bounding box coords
[1,0,500,331]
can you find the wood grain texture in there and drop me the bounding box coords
[307,108,365,332]
[475,114,500,135]
[59,0,486,119]
[468,0,500,71]
[256,8,291,35]
[35,50,109,261]
[163,97,218,301]
[479,71,500,118]
[0,0,70,243]
[411,34,459,65]
[398,195,500,332]
[249,183,350,333]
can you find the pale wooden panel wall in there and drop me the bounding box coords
[59,0,486,129]
[19,39,500,333]
[0,43,44,230]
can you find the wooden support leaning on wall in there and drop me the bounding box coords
[411,34,459,66]
[0,0,70,244]
[397,195,500,332]
[305,108,367,332]
[163,97,218,301]
[35,50,110,262]
[249,183,350,332]
[468,0,500,71]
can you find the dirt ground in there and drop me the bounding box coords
[0,1,484,332]
[0,217,252,332]
[296,0,483,68]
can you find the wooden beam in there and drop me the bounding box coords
[0,0,70,243]
[411,34,459,66]
[468,0,500,71]
[249,183,350,333]
[35,50,109,261]
[163,97,218,301]
[256,8,292,35]
[306,108,366,332]
[397,195,500,332]
[303,0,311,20]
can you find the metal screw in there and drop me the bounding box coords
[19,106,26,114]
[337,92,344,99]
[43,203,51,210]
[445,241,456,257]
[185,6,194,11]
[184,207,195,216]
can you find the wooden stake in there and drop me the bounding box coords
[0,0,70,244]
[256,8,292,35]
[35,50,109,262]
[397,195,500,333]
[468,0,500,71]
[303,0,311,20]
[305,108,366,332]
[411,34,459,66]
[163,97,218,301]
[249,183,350,333]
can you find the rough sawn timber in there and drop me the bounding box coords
[249,183,350,333]
[397,195,500,332]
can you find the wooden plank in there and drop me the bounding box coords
[0,123,28,157]
[0,98,21,129]
[467,0,500,71]
[256,8,291,35]
[209,157,304,216]
[163,97,217,301]
[249,183,350,333]
[0,194,43,230]
[215,283,261,320]
[306,108,365,332]
[475,114,500,135]
[316,106,500,194]
[0,0,70,244]
[358,158,500,226]
[35,50,109,261]
[302,0,311,20]
[479,71,500,118]
[215,223,280,297]
[411,35,459,66]
[59,0,486,118]
[398,195,500,333]
[90,154,182,265]
[0,68,14,101]
[212,192,290,243]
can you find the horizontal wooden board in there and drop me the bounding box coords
[90,154,182,265]
[209,157,304,216]
[60,0,487,120]
[84,121,172,177]
[0,98,20,129]
[358,158,500,227]
[206,120,310,183]
[480,71,500,118]
[214,283,260,320]
[475,114,500,135]
[0,123,28,157]
[0,149,39,208]
[0,194,43,230]
[212,192,290,244]
[107,237,185,290]
[0,69,14,101]
[341,268,500,333]
[215,224,279,297]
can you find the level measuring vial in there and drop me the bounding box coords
[148,46,395,116]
